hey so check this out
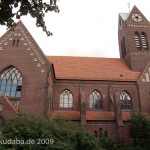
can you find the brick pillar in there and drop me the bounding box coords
[115,92,123,127]
[79,85,86,125]
[115,92,125,143]
[109,87,125,143]
[118,127,125,143]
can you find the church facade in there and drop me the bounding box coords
[0,6,149,143]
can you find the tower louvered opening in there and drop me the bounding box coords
[134,32,141,50]
[141,32,148,50]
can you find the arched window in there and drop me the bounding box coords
[134,32,142,50]
[94,131,98,138]
[120,91,132,110]
[89,90,103,109]
[16,40,19,47]
[104,131,108,138]
[12,40,15,46]
[59,90,73,108]
[141,32,148,50]
[99,128,103,138]
[0,66,22,98]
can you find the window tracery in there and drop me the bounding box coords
[59,90,73,108]
[120,91,132,110]
[89,91,103,109]
[0,66,22,98]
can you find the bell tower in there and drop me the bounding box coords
[118,6,150,72]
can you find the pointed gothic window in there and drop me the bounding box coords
[94,131,98,138]
[59,90,73,108]
[141,32,148,50]
[99,128,103,138]
[120,91,132,110]
[0,66,22,98]
[12,40,15,46]
[89,90,103,109]
[16,40,19,46]
[134,32,142,50]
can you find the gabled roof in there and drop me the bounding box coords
[0,20,51,72]
[47,56,140,81]
[120,5,149,23]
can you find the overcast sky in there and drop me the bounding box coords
[0,0,150,58]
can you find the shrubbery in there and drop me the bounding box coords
[0,114,104,150]
[99,111,150,150]
[0,112,149,150]
[129,111,150,149]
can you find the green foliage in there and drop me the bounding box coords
[0,114,104,150]
[97,111,150,150]
[1,113,150,150]
[129,112,150,146]
[99,130,118,150]
[0,0,59,36]
[117,145,149,150]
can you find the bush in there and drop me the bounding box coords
[99,130,118,150]
[129,111,150,147]
[0,114,104,150]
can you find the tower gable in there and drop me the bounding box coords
[126,6,149,24]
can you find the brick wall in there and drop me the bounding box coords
[53,80,140,112]
[0,22,50,116]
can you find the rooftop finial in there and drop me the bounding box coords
[127,2,130,13]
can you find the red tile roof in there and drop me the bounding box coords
[47,56,140,81]
[51,110,80,120]
[86,111,132,121]
[51,111,131,121]
[86,111,114,120]
[122,112,131,121]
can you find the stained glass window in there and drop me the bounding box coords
[0,66,22,98]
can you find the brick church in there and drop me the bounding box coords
[0,6,149,143]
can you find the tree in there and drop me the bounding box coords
[0,0,59,36]
[99,129,118,150]
[0,114,105,150]
[130,112,150,146]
